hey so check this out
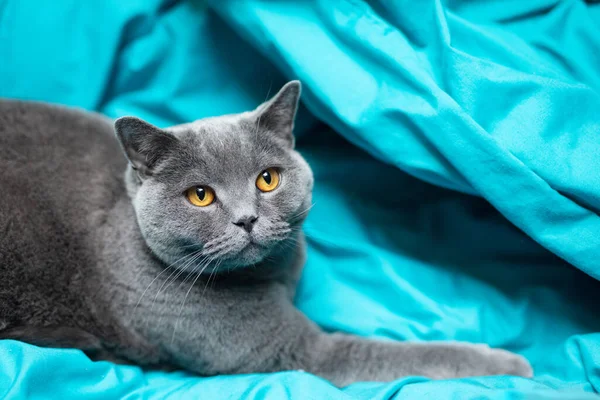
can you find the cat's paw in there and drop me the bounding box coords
[431,343,533,379]
[478,347,533,378]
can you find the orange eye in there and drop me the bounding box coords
[186,186,215,207]
[256,168,280,192]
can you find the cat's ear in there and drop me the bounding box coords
[254,80,301,147]
[114,117,178,177]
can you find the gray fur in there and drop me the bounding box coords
[0,81,532,386]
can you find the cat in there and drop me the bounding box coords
[0,81,532,386]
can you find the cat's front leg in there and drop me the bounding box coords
[167,285,532,387]
[303,333,533,386]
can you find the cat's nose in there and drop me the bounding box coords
[233,215,258,233]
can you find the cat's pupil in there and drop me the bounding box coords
[262,171,272,185]
[195,187,205,200]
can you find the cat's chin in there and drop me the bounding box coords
[229,242,270,267]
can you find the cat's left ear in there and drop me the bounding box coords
[114,117,178,177]
[254,80,301,148]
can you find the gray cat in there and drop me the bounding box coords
[0,81,532,386]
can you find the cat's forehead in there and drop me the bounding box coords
[169,114,266,151]
[161,115,289,182]
[170,114,232,137]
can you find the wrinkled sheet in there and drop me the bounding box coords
[1,0,600,398]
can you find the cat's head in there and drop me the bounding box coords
[114,81,313,272]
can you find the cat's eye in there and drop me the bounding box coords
[186,186,215,207]
[256,168,280,192]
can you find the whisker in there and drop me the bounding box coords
[210,263,221,290]
[293,224,358,245]
[275,240,299,255]
[133,265,174,313]
[202,237,234,257]
[202,243,233,260]
[202,259,222,297]
[160,251,205,294]
[147,267,181,320]
[291,202,316,221]
[170,255,214,344]
[203,233,229,249]
[153,252,213,329]
[136,249,202,313]
[303,231,355,249]
[179,243,203,249]
[155,254,213,331]
[173,253,211,294]
[150,250,204,313]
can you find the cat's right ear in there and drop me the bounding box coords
[114,117,178,177]
[253,80,301,148]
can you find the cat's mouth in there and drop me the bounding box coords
[199,238,271,269]
[192,223,293,270]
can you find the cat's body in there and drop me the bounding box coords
[0,82,532,386]
[0,100,159,362]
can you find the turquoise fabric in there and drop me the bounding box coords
[1,0,600,398]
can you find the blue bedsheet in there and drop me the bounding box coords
[1,0,600,398]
